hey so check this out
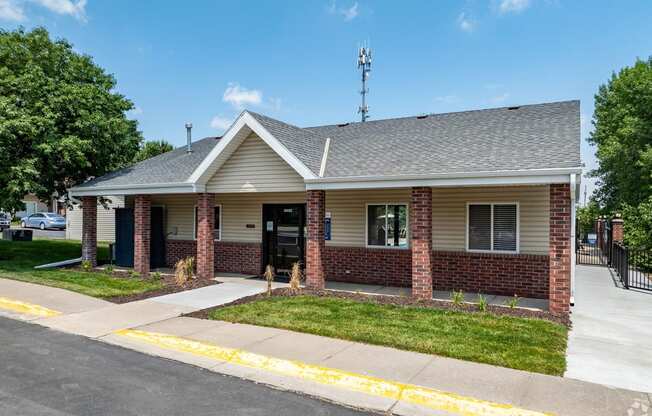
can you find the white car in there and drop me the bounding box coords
[0,212,10,231]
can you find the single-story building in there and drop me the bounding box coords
[70,101,581,315]
[65,196,124,241]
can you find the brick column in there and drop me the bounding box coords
[549,184,571,316]
[134,195,151,276]
[611,217,624,243]
[306,190,325,289]
[196,193,215,279]
[81,196,97,267]
[596,218,604,248]
[411,187,433,299]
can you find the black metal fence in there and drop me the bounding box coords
[612,243,652,291]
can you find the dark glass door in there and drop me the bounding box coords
[262,204,306,274]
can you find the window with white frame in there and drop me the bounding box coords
[194,205,221,241]
[366,204,408,248]
[467,203,518,252]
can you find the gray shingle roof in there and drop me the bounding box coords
[305,100,581,177]
[247,111,326,176]
[73,100,580,191]
[75,136,220,188]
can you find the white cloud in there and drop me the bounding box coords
[222,83,262,109]
[128,106,143,116]
[341,2,358,21]
[499,0,530,14]
[33,0,87,20]
[490,92,510,104]
[457,12,475,32]
[0,0,25,21]
[210,115,234,131]
[328,1,359,21]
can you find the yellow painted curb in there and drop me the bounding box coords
[0,296,61,318]
[115,329,553,416]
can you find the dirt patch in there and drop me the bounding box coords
[187,287,570,326]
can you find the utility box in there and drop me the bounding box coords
[2,229,33,241]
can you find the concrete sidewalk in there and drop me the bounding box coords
[0,278,111,320]
[567,265,652,393]
[103,316,650,416]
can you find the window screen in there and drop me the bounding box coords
[468,203,517,252]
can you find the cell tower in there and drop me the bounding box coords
[357,45,372,122]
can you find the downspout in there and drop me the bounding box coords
[570,173,577,306]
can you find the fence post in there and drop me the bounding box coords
[623,245,629,289]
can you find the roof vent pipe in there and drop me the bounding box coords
[185,122,193,153]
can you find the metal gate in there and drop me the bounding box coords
[576,219,611,266]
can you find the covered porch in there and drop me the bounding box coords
[78,182,571,315]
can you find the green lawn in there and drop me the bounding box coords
[0,239,162,298]
[210,295,568,375]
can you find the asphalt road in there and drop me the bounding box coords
[0,317,371,415]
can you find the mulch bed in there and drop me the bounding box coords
[187,287,571,326]
[105,276,218,304]
[65,265,219,304]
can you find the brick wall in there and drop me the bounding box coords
[306,190,326,289]
[324,246,412,287]
[549,183,571,315]
[432,250,550,298]
[81,196,97,266]
[166,239,262,276]
[134,195,150,276]
[411,187,433,299]
[216,241,262,275]
[196,193,215,279]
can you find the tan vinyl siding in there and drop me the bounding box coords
[65,196,124,242]
[325,189,411,247]
[205,133,305,193]
[432,185,549,255]
[152,192,306,243]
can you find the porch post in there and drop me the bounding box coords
[134,195,151,276]
[411,187,433,299]
[549,184,571,316]
[81,196,97,267]
[306,190,325,289]
[196,193,215,279]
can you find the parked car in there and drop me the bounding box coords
[0,212,10,231]
[21,212,66,230]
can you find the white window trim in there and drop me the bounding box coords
[465,202,520,254]
[193,204,222,241]
[365,202,410,249]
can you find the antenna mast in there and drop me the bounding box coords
[357,45,372,122]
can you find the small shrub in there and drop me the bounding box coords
[130,270,140,279]
[105,264,114,275]
[450,290,465,306]
[505,295,520,309]
[264,264,274,296]
[289,262,302,294]
[81,260,92,272]
[151,271,162,281]
[175,256,195,286]
[477,294,488,312]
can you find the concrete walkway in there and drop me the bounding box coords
[0,276,276,338]
[567,265,652,393]
[102,316,650,416]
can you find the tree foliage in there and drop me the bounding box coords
[0,27,142,212]
[589,57,652,212]
[133,140,174,163]
[576,201,601,236]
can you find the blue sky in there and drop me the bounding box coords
[2,0,651,201]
